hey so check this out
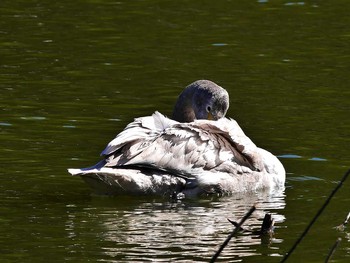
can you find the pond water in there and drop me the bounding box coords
[1,0,350,262]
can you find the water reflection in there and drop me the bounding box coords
[68,190,285,262]
[2,0,350,261]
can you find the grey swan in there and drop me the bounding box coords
[68,80,285,197]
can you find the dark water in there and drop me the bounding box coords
[1,0,350,262]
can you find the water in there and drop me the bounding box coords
[1,0,350,262]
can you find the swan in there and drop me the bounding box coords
[68,80,285,197]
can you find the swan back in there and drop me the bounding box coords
[100,112,270,180]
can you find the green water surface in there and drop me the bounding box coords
[1,0,350,262]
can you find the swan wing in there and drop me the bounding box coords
[101,111,177,156]
[101,112,263,176]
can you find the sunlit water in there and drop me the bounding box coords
[1,0,350,262]
[95,191,286,262]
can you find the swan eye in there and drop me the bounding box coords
[206,106,211,112]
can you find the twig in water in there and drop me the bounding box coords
[210,205,256,263]
[260,213,275,236]
[324,212,350,261]
[344,211,350,225]
[335,211,350,231]
[227,218,246,233]
[227,213,275,236]
[325,238,342,263]
[281,168,350,263]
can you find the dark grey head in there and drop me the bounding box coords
[172,80,229,122]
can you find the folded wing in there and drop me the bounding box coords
[100,112,263,177]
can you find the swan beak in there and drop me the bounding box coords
[207,112,214,120]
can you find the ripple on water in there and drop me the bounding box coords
[287,175,324,181]
[279,154,327,162]
[20,116,46,120]
[0,122,12,126]
[91,191,286,262]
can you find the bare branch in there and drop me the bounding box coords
[211,205,256,263]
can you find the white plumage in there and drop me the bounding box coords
[68,80,285,197]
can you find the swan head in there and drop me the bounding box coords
[172,80,229,122]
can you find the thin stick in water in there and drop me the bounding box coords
[336,211,350,231]
[210,205,256,263]
[325,238,342,263]
[281,168,350,263]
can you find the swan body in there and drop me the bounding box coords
[68,80,285,197]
